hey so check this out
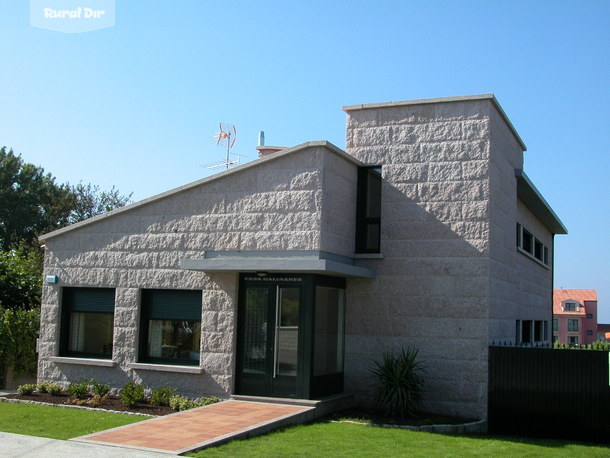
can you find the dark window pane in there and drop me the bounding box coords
[522,230,533,254]
[147,320,201,362]
[356,166,381,253]
[276,287,299,376]
[69,312,113,355]
[366,169,381,218]
[244,288,268,373]
[534,240,543,261]
[365,223,380,251]
[534,320,542,341]
[522,320,532,343]
[314,286,345,376]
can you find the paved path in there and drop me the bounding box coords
[0,432,170,457]
[73,400,314,455]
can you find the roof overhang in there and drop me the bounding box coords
[516,169,567,235]
[180,250,376,279]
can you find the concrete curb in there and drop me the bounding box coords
[334,419,487,434]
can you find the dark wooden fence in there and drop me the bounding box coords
[488,346,610,443]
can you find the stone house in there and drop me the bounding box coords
[37,94,567,419]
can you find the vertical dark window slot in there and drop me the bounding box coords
[534,240,543,261]
[522,320,532,343]
[522,230,533,254]
[356,166,382,253]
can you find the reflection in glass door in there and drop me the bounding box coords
[243,288,268,374]
[237,278,301,398]
[237,273,345,400]
[275,287,299,377]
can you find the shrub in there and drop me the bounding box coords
[67,379,90,399]
[47,383,63,396]
[198,396,221,406]
[120,381,145,407]
[87,393,108,407]
[37,382,50,393]
[91,380,110,397]
[17,383,36,395]
[169,395,221,411]
[370,347,426,419]
[150,386,177,406]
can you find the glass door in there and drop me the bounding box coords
[236,277,302,398]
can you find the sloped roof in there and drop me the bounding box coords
[553,289,598,314]
[39,141,361,241]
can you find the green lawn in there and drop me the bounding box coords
[0,402,145,440]
[189,422,610,457]
[0,403,608,456]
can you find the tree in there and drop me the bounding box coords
[0,248,42,311]
[0,147,74,250]
[1,146,133,249]
[69,182,133,223]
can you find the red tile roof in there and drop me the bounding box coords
[553,289,598,314]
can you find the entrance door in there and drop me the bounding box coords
[236,277,302,398]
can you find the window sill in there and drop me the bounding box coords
[128,363,204,374]
[50,357,116,367]
[517,247,550,270]
[353,253,384,259]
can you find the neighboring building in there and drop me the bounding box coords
[553,289,598,346]
[597,323,610,342]
[37,94,567,420]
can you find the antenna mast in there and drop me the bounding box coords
[206,122,242,170]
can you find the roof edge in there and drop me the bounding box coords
[343,93,527,151]
[516,169,568,235]
[40,140,360,241]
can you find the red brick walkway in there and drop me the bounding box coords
[73,400,313,455]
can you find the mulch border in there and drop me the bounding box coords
[0,396,156,417]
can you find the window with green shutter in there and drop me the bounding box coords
[139,289,202,365]
[60,287,115,359]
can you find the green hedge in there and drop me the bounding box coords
[0,306,40,376]
[553,340,610,351]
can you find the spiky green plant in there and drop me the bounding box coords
[370,347,426,419]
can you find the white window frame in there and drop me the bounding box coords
[516,223,550,268]
[567,319,579,332]
[563,301,578,312]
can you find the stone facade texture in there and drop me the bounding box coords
[344,98,555,419]
[38,96,560,421]
[39,144,358,398]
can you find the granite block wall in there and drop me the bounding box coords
[344,99,495,418]
[38,144,346,398]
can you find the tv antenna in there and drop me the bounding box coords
[205,122,243,170]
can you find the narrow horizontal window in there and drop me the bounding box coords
[516,223,550,266]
